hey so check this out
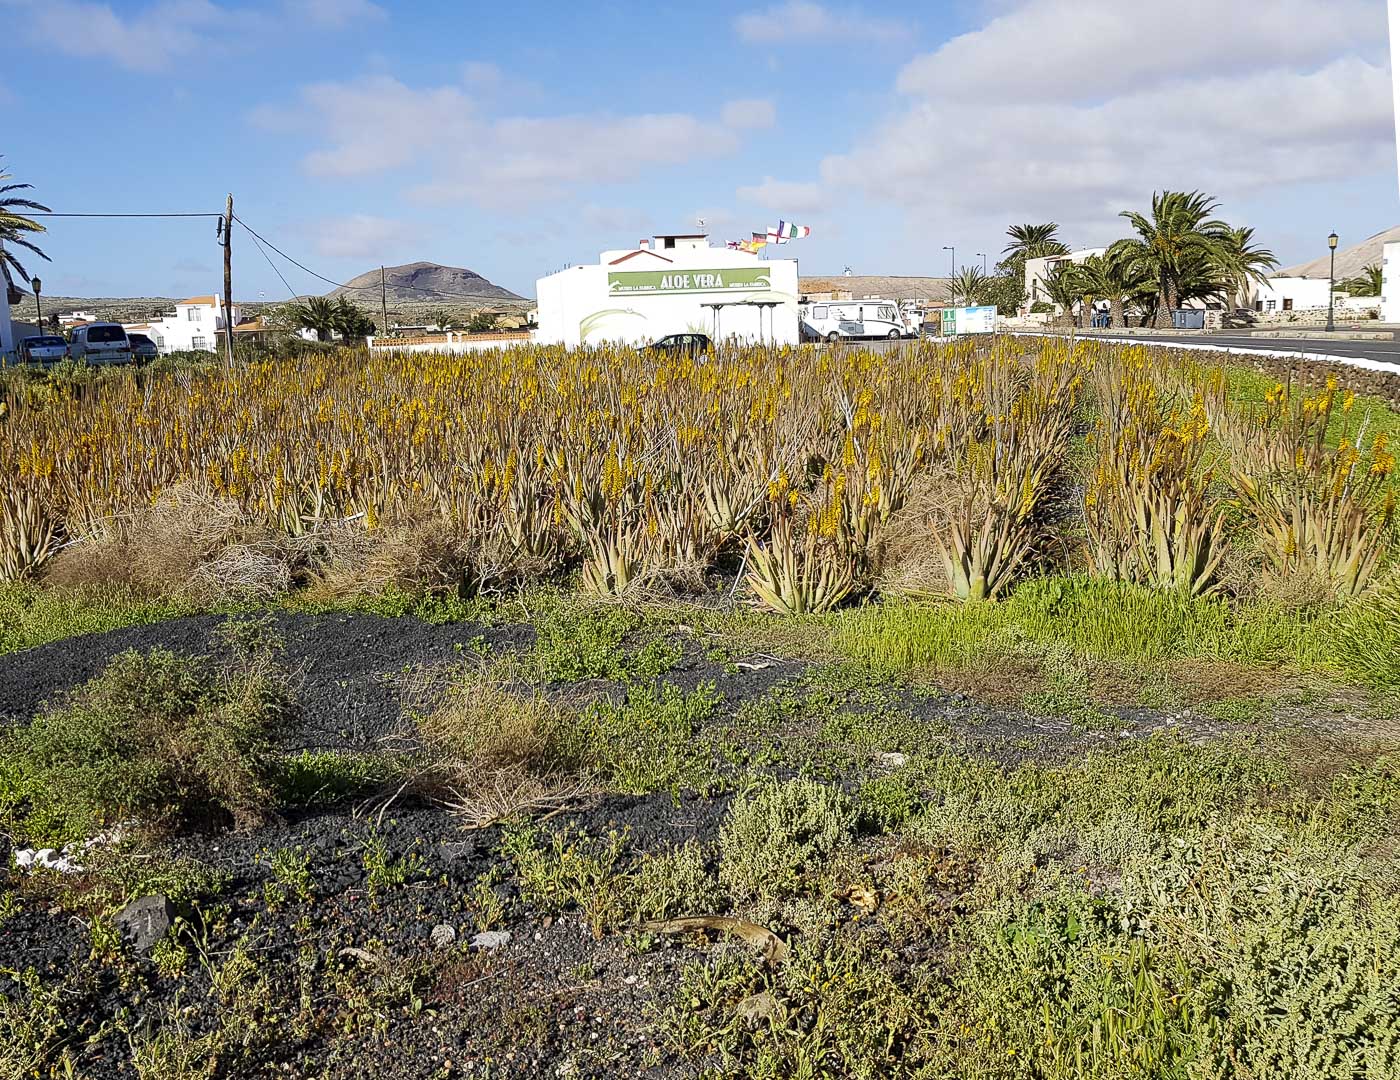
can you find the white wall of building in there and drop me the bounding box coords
[1251,276,1330,313]
[1023,248,1106,309]
[536,236,800,347]
[1383,242,1400,323]
[138,295,238,353]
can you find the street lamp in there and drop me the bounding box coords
[942,245,955,279]
[1326,232,1339,332]
[30,276,42,336]
[976,252,987,274]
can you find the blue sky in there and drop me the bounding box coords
[1,0,1395,300]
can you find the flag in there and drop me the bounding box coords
[766,226,786,245]
[777,220,812,239]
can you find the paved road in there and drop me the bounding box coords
[996,330,1400,372]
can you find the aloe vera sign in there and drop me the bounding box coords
[608,268,771,295]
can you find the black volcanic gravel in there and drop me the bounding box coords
[0,611,533,748]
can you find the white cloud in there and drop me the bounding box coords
[7,0,380,70]
[736,176,829,214]
[898,0,1382,103]
[22,0,226,71]
[462,61,503,88]
[821,0,1393,244]
[308,214,420,260]
[734,1,907,44]
[284,0,384,27]
[721,98,777,129]
[257,75,750,209]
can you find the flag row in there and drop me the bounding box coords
[727,220,812,253]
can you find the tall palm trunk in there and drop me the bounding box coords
[1110,297,1125,328]
[1153,272,1173,328]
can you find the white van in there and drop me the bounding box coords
[801,299,914,341]
[69,323,133,365]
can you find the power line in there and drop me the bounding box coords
[243,226,300,302]
[232,212,519,305]
[29,211,221,218]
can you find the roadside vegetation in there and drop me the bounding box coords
[1,334,1398,1076]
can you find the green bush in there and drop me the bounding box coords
[2,631,288,841]
[630,840,722,922]
[580,681,722,794]
[719,778,856,903]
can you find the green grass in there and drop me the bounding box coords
[0,582,196,656]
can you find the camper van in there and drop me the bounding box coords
[801,300,914,341]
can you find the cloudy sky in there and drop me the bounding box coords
[1,0,1395,298]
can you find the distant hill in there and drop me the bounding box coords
[327,262,524,304]
[1279,226,1399,280]
[801,275,950,302]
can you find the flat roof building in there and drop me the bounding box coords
[535,234,800,347]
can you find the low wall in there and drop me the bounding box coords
[368,332,534,354]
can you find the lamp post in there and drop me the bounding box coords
[976,252,987,274]
[942,245,955,278]
[30,276,42,337]
[1326,231,1338,332]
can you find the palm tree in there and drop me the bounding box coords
[290,296,338,341]
[331,296,376,342]
[1215,226,1278,309]
[1002,223,1070,263]
[1041,263,1082,327]
[426,307,455,331]
[946,266,989,307]
[1342,264,1382,297]
[0,161,51,283]
[1112,191,1232,328]
[1067,251,1152,329]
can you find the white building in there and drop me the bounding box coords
[535,234,800,347]
[0,267,15,361]
[135,294,239,354]
[1383,242,1400,323]
[1023,247,1106,309]
[1249,276,1331,314]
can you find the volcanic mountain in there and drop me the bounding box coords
[326,262,524,304]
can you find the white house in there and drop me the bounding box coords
[1383,242,1400,324]
[0,266,15,361]
[1023,248,1106,310]
[535,234,800,347]
[136,295,239,354]
[1249,276,1331,314]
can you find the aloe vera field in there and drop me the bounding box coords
[2,337,1400,1079]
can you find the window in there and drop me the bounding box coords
[812,305,828,319]
[87,325,127,343]
[153,334,164,349]
[878,305,896,321]
[1265,300,1276,312]
[1282,298,1293,311]
[191,335,208,350]
[186,307,202,321]
[1255,301,1263,312]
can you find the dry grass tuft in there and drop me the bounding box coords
[411,670,589,828]
[45,484,301,602]
[874,470,960,598]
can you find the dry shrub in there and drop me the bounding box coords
[412,671,589,828]
[306,517,469,601]
[874,469,960,598]
[44,484,301,603]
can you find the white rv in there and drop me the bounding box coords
[800,299,914,341]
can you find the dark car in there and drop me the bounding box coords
[643,333,713,357]
[128,333,159,362]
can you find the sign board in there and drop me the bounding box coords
[938,305,998,335]
[608,268,771,296]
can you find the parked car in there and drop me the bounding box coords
[17,335,69,364]
[643,333,713,356]
[68,323,133,364]
[128,333,159,362]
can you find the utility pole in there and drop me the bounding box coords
[222,193,235,367]
[380,265,389,337]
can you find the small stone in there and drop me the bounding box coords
[877,751,906,768]
[14,849,36,869]
[114,894,173,954]
[470,930,512,950]
[430,924,457,950]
